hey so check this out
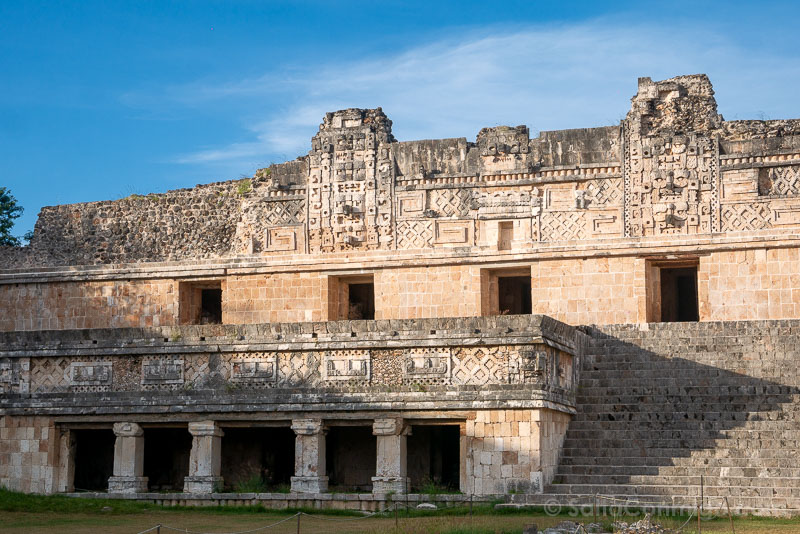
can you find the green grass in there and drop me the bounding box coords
[2,489,800,534]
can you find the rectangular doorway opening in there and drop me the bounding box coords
[660,266,699,322]
[326,426,376,492]
[179,281,223,325]
[481,267,532,316]
[72,428,115,492]
[348,283,375,320]
[221,427,294,492]
[143,427,192,491]
[498,276,532,315]
[329,274,375,320]
[408,425,461,492]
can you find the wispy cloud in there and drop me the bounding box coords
[157,19,800,168]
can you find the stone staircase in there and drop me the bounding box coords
[519,321,800,516]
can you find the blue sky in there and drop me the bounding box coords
[3,1,800,237]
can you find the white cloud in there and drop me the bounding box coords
[169,19,800,167]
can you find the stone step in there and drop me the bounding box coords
[549,474,800,487]
[559,456,795,468]
[508,493,800,515]
[559,447,798,458]
[542,483,800,498]
[556,464,800,477]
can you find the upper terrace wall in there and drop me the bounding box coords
[6,74,800,271]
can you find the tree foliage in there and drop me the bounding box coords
[0,187,24,247]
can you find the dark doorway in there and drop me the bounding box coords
[73,429,115,491]
[348,283,375,320]
[498,276,532,315]
[221,427,294,491]
[660,267,699,322]
[143,428,192,491]
[326,426,376,491]
[407,425,460,491]
[201,288,222,324]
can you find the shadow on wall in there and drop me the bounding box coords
[550,324,800,505]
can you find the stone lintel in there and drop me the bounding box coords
[188,420,224,437]
[292,418,325,435]
[112,422,143,437]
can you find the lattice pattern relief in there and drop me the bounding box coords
[263,200,305,226]
[396,220,433,249]
[586,178,623,206]
[540,211,588,242]
[762,166,800,196]
[720,203,773,232]
[278,352,321,387]
[451,347,508,385]
[428,189,472,217]
[30,357,72,393]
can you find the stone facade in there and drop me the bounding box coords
[1,74,800,515]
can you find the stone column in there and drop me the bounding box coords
[56,428,76,493]
[184,421,224,494]
[290,418,328,493]
[108,422,148,493]
[371,417,409,494]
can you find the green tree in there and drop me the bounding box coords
[0,187,24,246]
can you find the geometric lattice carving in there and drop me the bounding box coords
[451,347,508,385]
[428,189,472,217]
[396,220,433,249]
[540,211,588,242]
[279,352,321,388]
[760,166,800,197]
[586,178,623,206]
[30,357,71,393]
[264,200,305,226]
[720,203,772,232]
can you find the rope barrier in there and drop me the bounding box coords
[135,508,387,534]
[676,508,696,532]
[296,510,382,522]
[137,512,301,534]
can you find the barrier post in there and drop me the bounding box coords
[296,512,301,534]
[725,496,735,534]
[395,501,398,530]
[697,500,702,534]
[593,493,597,525]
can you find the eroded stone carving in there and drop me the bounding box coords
[141,357,184,386]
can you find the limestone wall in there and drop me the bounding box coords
[5,241,800,330]
[0,279,177,332]
[465,408,571,494]
[0,416,60,494]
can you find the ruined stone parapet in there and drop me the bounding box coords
[7,74,799,269]
[0,315,583,416]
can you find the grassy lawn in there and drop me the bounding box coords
[1,490,799,534]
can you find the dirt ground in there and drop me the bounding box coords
[3,509,800,534]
